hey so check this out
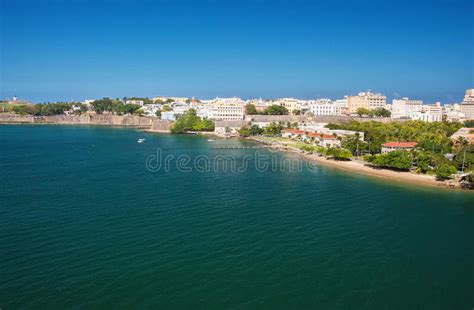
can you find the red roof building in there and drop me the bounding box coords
[381,142,418,153]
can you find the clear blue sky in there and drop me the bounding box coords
[1,0,473,103]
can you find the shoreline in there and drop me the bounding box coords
[247,136,470,191]
[1,120,470,191]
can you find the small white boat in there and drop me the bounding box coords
[207,139,215,142]
[137,138,146,143]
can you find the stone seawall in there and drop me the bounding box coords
[0,113,172,132]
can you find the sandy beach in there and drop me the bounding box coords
[248,136,463,190]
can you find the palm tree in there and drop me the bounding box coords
[354,132,360,157]
[457,136,469,173]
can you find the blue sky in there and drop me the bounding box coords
[1,0,473,103]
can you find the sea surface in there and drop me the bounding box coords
[0,125,473,309]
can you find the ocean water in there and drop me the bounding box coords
[0,125,473,309]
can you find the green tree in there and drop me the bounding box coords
[326,120,463,155]
[264,105,288,115]
[192,119,215,131]
[264,122,284,135]
[464,120,474,127]
[73,104,88,115]
[356,107,371,117]
[327,148,353,160]
[238,127,251,137]
[454,140,473,173]
[413,151,433,173]
[171,109,214,133]
[455,137,470,173]
[12,105,27,115]
[91,98,114,114]
[245,104,258,115]
[341,133,368,156]
[371,151,413,171]
[299,145,316,152]
[435,163,457,180]
[249,124,263,135]
[372,108,391,117]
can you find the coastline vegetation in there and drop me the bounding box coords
[170,109,214,134]
[240,119,473,185]
[11,102,87,116]
[91,98,143,115]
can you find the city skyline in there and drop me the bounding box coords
[1,0,473,103]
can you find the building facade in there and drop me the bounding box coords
[381,142,418,154]
[309,99,343,116]
[347,92,386,113]
[412,103,443,122]
[460,89,474,120]
[391,98,423,118]
[208,98,245,121]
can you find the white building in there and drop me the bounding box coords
[125,100,144,106]
[208,97,245,121]
[214,120,247,136]
[195,105,210,119]
[141,104,161,117]
[391,97,423,118]
[83,99,95,106]
[161,111,179,121]
[334,98,348,108]
[172,103,191,114]
[412,102,443,122]
[309,99,343,116]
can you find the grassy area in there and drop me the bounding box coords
[0,102,33,113]
[252,136,308,149]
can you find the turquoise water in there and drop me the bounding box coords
[1,125,473,309]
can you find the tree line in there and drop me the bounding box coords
[245,104,289,115]
[12,102,87,116]
[170,109,214,134]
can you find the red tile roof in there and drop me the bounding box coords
[321,134,337,139]
[283,129,305,134]
[382,142,418,148]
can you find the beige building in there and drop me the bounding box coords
[153,96,189,103]
[347,92,386,113]
[274,98,302,114]
[460,89,474,120]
